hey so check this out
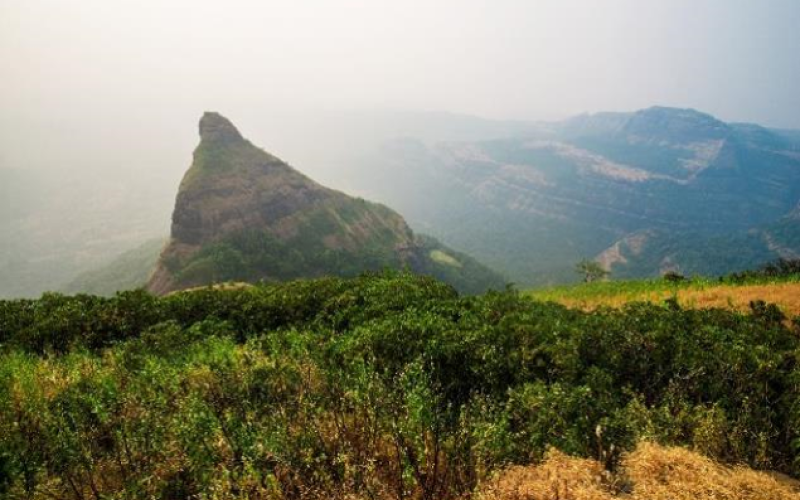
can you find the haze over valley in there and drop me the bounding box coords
[4,105,800,296]
[3,0,800,296]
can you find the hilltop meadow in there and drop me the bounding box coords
[531,261,800,317]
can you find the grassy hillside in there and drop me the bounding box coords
[531,274,800,316]
[168,225,507,296]
[1,272,799,499]
[59,232,503,297]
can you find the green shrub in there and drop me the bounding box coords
[0,272,798,499]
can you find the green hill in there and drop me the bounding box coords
[147,113,505,295]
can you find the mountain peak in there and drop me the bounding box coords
[562,106,731,143]
[147,114,504,295]
[625,106,729,141]
[199,112,244,145]
[635,106,723,125]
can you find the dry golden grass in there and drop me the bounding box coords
[625,442,799,500]
[553,282,800,317]
[676,283,800,316]
[170,281,254,295]
[478,442,800,500]
[479,448,617,500]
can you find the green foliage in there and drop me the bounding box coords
[662,270,686,282]
[575,259,609,283]
[167,225,505,295]
[1,272,799,499]
[417,235,507,295]
[173,226,403,287]
[724,258,800,283]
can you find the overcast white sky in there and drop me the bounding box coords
[2,0,800,175]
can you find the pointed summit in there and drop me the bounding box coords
[199,111,244,145]
[146,113,505,295]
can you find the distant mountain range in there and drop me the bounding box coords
[344,106,800,284]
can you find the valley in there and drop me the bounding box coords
[345,107,800,286]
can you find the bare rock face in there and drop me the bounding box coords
[147,112,504,295]
[198,112,244,145]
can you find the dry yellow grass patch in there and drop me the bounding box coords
[479,449,617,500]
[171,281,254,295]
[557,282,800,317]
[676,282,800,316]
[625,442,798,500]
[478,442,800,500]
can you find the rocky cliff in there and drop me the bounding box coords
[147,113,504,295]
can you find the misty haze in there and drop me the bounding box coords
[3,1,800,499]
[3,0,800,297]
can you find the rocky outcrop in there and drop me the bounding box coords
[147,113,504,295]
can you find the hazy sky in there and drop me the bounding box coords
[2,0,800,176]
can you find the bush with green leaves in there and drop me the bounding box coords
[0,271,799,499]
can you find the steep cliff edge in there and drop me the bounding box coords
[147,113,504,295]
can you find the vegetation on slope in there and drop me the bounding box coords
[415,234,508,295]
[532,259,800,315]
[60,230,502,297]
[601,228,791,280]
[60,238,166,296]
[0,167,172,299]
[166,213,504,295]
[149,112,504,296]
[347,108,800,286]
[1,272,799,499]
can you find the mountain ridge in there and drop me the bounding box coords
[342,106,800,284]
